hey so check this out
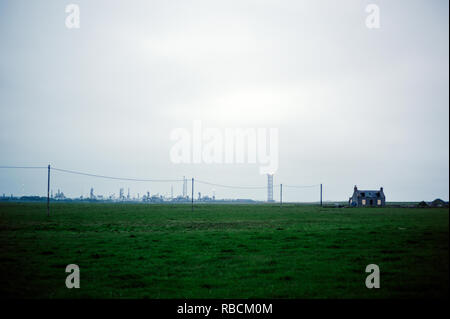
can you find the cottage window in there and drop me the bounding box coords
[377,199,381,206]
[362,199,366,206]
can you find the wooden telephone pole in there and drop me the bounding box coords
[280,184,283,208]
[191,178,194,212]
[320,183,323,207]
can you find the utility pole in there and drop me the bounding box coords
[47,164,50,217]
[280,184,283,208]
[320,183,323,207]
[191,178,194,212]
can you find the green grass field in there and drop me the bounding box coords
[0,202,448,299]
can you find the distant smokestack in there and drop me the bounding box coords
[267,174,274,202]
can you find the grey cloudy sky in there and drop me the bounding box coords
[0,0,448,201]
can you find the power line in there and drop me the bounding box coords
[284,184,320,188]
[1,165,325,210]
[196,179,276,190]
[51,167,184,183]
[0,166,47,169]
[0,165,321,191]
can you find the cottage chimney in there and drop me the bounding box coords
[354,185,357,192]
[380,187,383,192]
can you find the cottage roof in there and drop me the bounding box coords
[353,187,384,198]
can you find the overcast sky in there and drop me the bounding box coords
[0,0,448,201]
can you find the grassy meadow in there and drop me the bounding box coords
[0,202,448,298]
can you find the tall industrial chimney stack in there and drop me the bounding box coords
[267,174,274,202]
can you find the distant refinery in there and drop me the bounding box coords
[1,175,276,204]
[40,183,259,203]
[71,186,217,203]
